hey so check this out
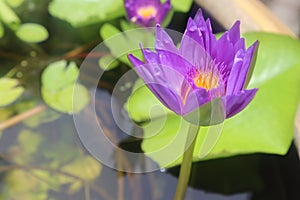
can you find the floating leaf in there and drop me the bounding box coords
[0,0,20,30]
[49,0,124,27]
[125,33,300,167]
[42,75,90,114]
[171,0,193,12]
[98,55,120,71]
[100,23,155,67]
[125,79,171,122]
[42,61,78,91]
[5,0,24,7]
[16,23,49,43]
[0,21,4,38]
[0,78,24,107]
[41,60,90,114]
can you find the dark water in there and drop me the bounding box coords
[1,102,300,200]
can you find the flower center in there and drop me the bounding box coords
[193,71,219,90]
[137,6,157,19]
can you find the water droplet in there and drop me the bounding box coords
[160,168,166,172]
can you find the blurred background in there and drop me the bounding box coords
[0,0,300,200]
[262,0,300,35]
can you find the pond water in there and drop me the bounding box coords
[0,1,300,199]
[1,95,300,199]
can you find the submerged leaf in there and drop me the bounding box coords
[4,169,48,200]
[60,156,102,194]
[13,129,43,164]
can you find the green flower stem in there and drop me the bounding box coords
[174,124,200,200]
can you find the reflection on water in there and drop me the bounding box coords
[1,87,300,199]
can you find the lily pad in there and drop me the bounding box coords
[0,0,20,30]
[5,0,24,7]
[0,21,4,38]
[98,55,120,71]
[100,22,155,68]
[0,77,24,107]
[16,23,49,43]
[171,0,193,12]
[49,0,124,27]
[41,60,90,114]
[125,33,300,168]
[125,78,171,122]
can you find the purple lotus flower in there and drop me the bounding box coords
[124,0,171,27]
[128,9,259,123]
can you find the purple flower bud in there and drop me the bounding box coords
[124,0,171,27]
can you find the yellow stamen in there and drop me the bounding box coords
[137,6,157,19]
[193,71,219,90]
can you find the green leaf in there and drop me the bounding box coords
[98,55,120,71]
[49,0,124,27]
[0,21,4,38]
[160,9,174,27]
[5,0,24,7]
[14,129,43,164]
[61,156,102,181]
[41,60,90,114]
[42,60,78,91]
[0,78,24,107]
[16,23,49,43]
[125,79,171,122]
[125,33,300,167]
[100,22,155,67]
[42,80,90,114]
[171,0,193,12]
[4,169,49,200]
[0,0,21,30]
[100,23,121,39]
[60,156,102,194]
